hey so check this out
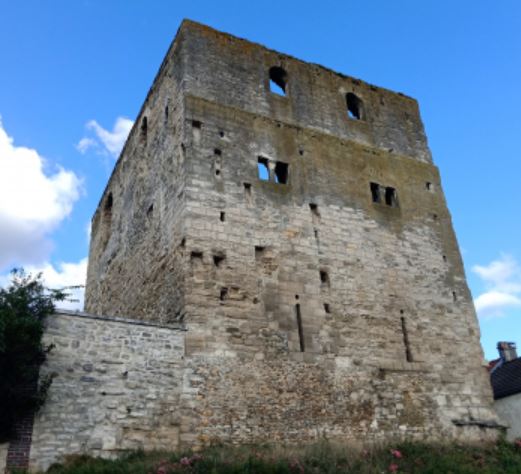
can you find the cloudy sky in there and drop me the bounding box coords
[0,1,519,360]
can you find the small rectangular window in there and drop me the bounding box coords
[370,182,380,203]
[274,161,289,184]
[385,187,398,207]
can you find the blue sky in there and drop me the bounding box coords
[0,0,519,360]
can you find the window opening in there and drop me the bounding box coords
[220,287,228,301]
[320,270,330,286]
[274,161,289,184]
[140,116,148,141]
[220,212,225,222]
[255,245,265,260]
[269,66,287,96]
[214,148,222,156]
[295,304,305,352]
[346,93,363,120]
[452,291,457,302]
[165,105,169,121]
[257,157,270,181]
[370,182,380,203]
[192,120,202,129]
[401,316,413,362]
[219,131,225,138]
[384,187,398,207]
[190,251,203,261]
[104,193,113,214]
[324,303,331,314]
[309,203,320,218]
[147,204,153,217]
[213,254,225,267]
[426,182,433,191]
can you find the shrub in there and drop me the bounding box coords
[0,269,68,442]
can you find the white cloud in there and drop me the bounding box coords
[472,254,521,318]
[77,116,133,158]
[0,119,82,271]
[0,258,87,311]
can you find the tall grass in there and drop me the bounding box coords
[35,439,521,474]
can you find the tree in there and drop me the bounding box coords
[0,269,68,442]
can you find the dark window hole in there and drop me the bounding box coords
[370,182,380,203]
[385,187,398,207]
[192,120,202,129]
[219,131,225,138]
[324,303,331,314]
[320,270,329,285]
[220,212,225,222]
[269,66,287,96]
[220,287,228,301]
[274,161,289,184]
[140,116,148,139]
[255,245,265,259]
[147,204,153,217]
[346,92,363,120]
[190,251,203,261]
[309,203,320,217]
[426,182,433,191]
[213,254,225,267]
[214,148,222,156]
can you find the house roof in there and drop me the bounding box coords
[490,358,521,400]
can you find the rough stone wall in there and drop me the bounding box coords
[28,311,185,472]
[81,18,501,456]
[494,393,521,441]
[85,30,188,323]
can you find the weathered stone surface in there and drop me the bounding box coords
[24,18,502,472]
[28,311,185,471]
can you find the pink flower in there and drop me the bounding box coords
[180,457,191,466]
[515,439,521,448]
[389,463,399,472]
[391,449,403,459]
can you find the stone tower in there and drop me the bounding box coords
[85,20,500,442]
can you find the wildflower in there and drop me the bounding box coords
[389,463,399,472]
[390,449,403,459]
[515,439,521,448]
[180,457,191,466]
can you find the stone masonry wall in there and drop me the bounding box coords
[27,311,185,472]
[80,18,501,461]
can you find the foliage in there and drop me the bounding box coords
[0,269,68,442]
[40,439,521,474]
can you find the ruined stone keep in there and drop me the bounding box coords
[8,20,502,471]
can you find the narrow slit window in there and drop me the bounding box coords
[346,92,363,120]
[257,157,270,181]
[274,161,289,184]
[220,212,225,222]
[324,303,331,314]
[220,287,228,301]
[295,304,305,352]
[370,182,381,203]
[191,120,202,129]
[269,66,287,96]
[320,270,330,286]
[309,203,320,218]
[384,187,398,207]
[140,116,148,140]
[255,245,265,260]
[213,254,225,267]
[190,250,203,261]
[214,148,222,156]
[401,316,413,362]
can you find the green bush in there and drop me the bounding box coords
[0,269,67,442]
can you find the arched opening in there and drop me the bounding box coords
[346,92,364,120]
[269,66,288,96]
